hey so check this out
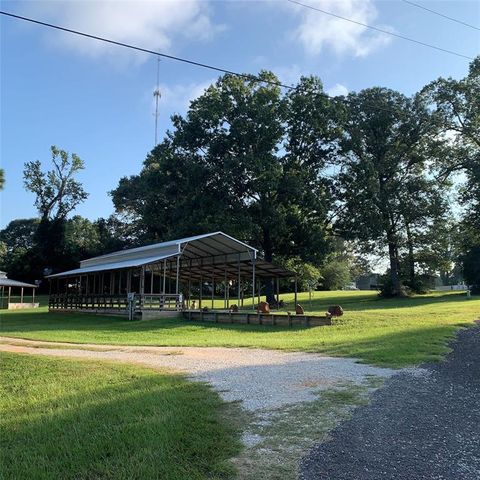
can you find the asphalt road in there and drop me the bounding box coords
[300,325,480,480]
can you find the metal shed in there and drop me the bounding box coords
[47,231,295,319]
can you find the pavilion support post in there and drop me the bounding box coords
[175,255,180,295]
[140,266,145,308]
[294,277,298,309]
[276,277,280,308]
[237,254,241,306]
[227,279,230,309]
[188,279,191,309]
[118,272,121,294]
[32,288,35,304]
[199,276,203,309]
[163,260,167,295]
[224,268,227,309]
[150,266,154,294]
[140,266,145,294]
[257,280,261,306]
[20,287,24,304]
[127,270,132,293]
[252,253,256,310]
[8,286,11,305]
[211,276,215,309]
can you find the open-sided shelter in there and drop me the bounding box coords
[0,271,39,309]
[47,232,295,319]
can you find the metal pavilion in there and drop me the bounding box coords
[0,271,39,309]
[47,231,295,319]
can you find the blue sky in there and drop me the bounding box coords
[1,0,479,228]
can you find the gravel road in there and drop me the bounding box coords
[0,337,393,411]
[300,325,480,480]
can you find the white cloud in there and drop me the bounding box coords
[26,0,222,64]
[288,0,392,57]
[327,83,348,96]
[151,79,215,115]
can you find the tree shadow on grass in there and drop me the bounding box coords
[1,355,240,480]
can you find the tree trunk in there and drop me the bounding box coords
[388,237,402,295]
[406,223,415,286]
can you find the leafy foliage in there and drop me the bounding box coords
[320,260,352,291]
[334,88,447,295]
[23,146,88,221]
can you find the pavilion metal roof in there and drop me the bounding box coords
[47,232,293,280]
[0,278,37,288]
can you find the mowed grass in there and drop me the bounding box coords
[0,351,240,480]
[2,291,479,367]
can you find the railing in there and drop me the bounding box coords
[49,293,182,312]
[139,294,182,310]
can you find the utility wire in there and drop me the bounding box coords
[0,9,436,118]
[0,10,296,90]
[287,0,474,60]
[401,0,480,32]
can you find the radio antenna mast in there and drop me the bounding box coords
[153,56,161,146]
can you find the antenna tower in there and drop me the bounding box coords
[153,57,161,146]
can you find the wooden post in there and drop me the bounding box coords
[20,287,24,304]
[32,288,35,304]
[150,266,154,294]
[199,275,203,309]
[257,279,261,306]
[8,286,11,305]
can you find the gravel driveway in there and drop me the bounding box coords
[0,336,393,411]
[300,325,480,480]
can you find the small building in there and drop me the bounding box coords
[47,231,295,320]
[0,271,39,309]
[355,273,380,290]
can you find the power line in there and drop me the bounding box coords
[287,0,474,60]
[401,0,480,32]
[0,10,296,90]
[0,9,438,119]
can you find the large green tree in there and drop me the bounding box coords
[112,72,340,300]
[334,88,447,295]
[24,146,88,221]
[423,57,480,287]
[21,146,89,279]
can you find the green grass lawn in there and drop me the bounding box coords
[1,291,479,367]
[0,351,240,480]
